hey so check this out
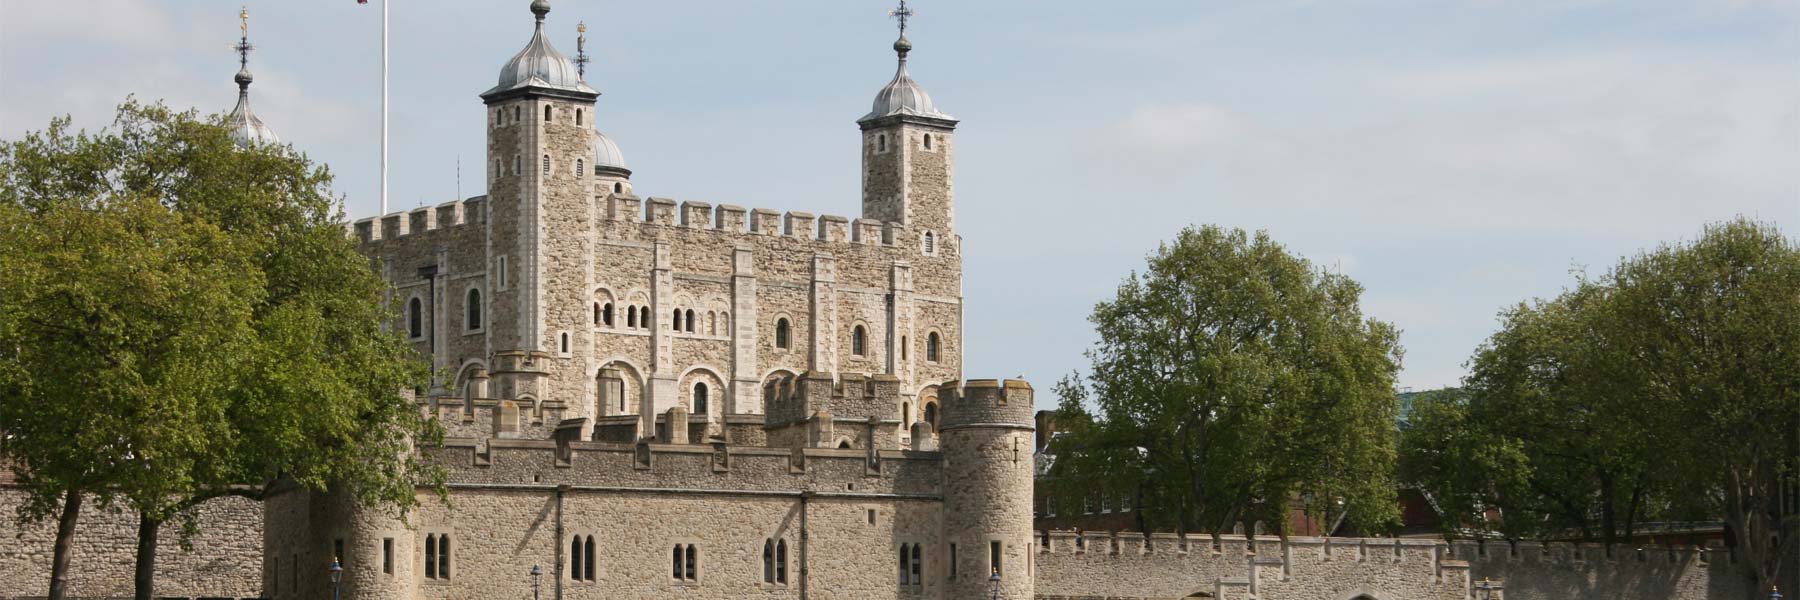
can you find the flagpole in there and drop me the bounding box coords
[380,0,389,215]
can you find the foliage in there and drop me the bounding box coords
[0,101,443,596]
[1401,218,1798,592]
[1048,225,1404,535]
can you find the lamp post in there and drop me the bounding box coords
[1473,577,1495,600]
[1770,585,1781,600]
[989,570,1001,600]
[329,558,343,600]
[531,565,542,600]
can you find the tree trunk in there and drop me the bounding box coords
[133,513,160,600]
[47,490,82,600]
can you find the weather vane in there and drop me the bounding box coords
[887,0,914,35]
[231,6,255,70]
[575,21,590,77]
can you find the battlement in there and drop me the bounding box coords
[763,371,905,426]
[1032,529,1747,600]
[938,378,1035,430]
[423,436,944,497]
[604,193,906,248]
[347,196,489,244]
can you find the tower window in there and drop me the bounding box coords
[852,325,867,356]
[560,332,571,354]
[672,308,683,332]
[576,108,583,126]
[627,305,638,328]
[924,133,933,149]
[543,154,551,175]
[990,541,1002,577]
[465,288,482,331]
[927,332,941,363]
[576,159,585,177]
[685,309,696,333]
[570,535,596,581]
[774,318,791,350]
[514,155,521,175]
[545,105,553,122]
[497,256,509,289]
[877,134,887,152]
[902,336,909,360]
[613,182,623,194]
[924,231,935,255]
[694,382,708,415]
[514,106,521,122]
[407,297,423,339]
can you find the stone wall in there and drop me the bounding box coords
[1032,531,1755,600]
[0,488,264,600]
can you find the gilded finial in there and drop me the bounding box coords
[574,21,590,77]
[231,6,256,85]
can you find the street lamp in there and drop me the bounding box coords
[329,558,343,600]
[1770,586,1781,600]
[989,570,1001,600]
[1473,577,1495,600]
[531,564,542,600]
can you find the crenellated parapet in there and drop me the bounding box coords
[1033,529,1751,600]
[600,192,911,250]
[349,196,488,245]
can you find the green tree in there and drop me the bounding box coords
[0,101,443,600]
[1401,218,1798,594]
[1048,225,1404,536]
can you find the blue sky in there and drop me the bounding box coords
[4,1,1797,409]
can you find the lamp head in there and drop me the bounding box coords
[531,564,543,576]
[329,558,342,583]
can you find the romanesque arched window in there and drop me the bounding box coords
[898,544,912,585]
[627,305,638,328]
[614,182,622,194]
[719,312,729,334]
[570,535,595,581]
[685,309,697,333]
[694,382,708,415]
[852,325,867,356]
[775,318,791,350]
[545,104,553,122]
[924,133,933,149]
[923,231,935,255]
[923,402,938,429]
[926,332,941,363]
[878,134,887,152]
[408,297,424,339]
[465,289,482,331]
[672,308,683,332]
[575,107,583,126]
[707,311,717,335]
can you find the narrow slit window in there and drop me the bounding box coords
[571,537,583,580]
[775,540,787,584]
[775,318,791,349]
[383,538,393,575]
[927,332,941,362]
[990,541,1001,578]
[693,382,708,415]
[545,105,553,122]
[466,289,482,331]
[583,536,595,580]
[408,297,423,338]
[425,535,437,578]
[924,133,933,149]
[560,332,571,354]
[852,325,867,356]
[438,535,451,579]
[763,540,775,584]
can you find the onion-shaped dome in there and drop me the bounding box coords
[482,0,597,100]
[594,130,630,177]
[228,68,280,148]
[858,35,953,124]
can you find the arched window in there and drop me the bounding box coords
[575,108,583,126]
[613,182,622,194]
[583,536,596,580]
[877,134,887,152]
[685,309,696,333]
[763,539,775,584]
[570,536,583,581]
[671,546,682,579]
[408,297,424,338]
[923,402,937,428]
[438,535,452,578]
[924,133,933,149]
[719,312,729,334]
[466,289,482,331]
[898,544,911,585]
[775,318,791,349]
[911,544,921,585]
[594,303,602,325]
[544,104,553,122]
[852,325,867,356]
[576,158,585,177]
[627,305,638,328]
[694,382,708,415]
[672,308,683,332]
[560,332,571,354]
[707,311,717,335]
[776,539,787,584]
[542,154,551,175]
[839,440,852,449]
[671,544,697,581]
[514,106,521,122]
[924,231,935,254]
[425,534,438,578]
[927,332,941,362]
[602,302,614,326]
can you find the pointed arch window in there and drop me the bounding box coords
[852,325,867,356]
[776,540,788,584]
[763,540,775,584]
[465,289,482,331]
[775,318,791,350]
[407,297,424,339]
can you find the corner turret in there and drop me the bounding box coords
[938,378,1035,600]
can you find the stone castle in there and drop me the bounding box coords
[0,2,1760,599]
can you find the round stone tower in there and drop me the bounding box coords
[938,379,1035,599]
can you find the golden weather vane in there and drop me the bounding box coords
[232,6,255,70]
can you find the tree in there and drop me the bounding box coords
[1048,225,1404,536]
[1401,218,1798,594]
[0,101,443,600]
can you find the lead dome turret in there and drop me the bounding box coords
[482,0,597,101]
